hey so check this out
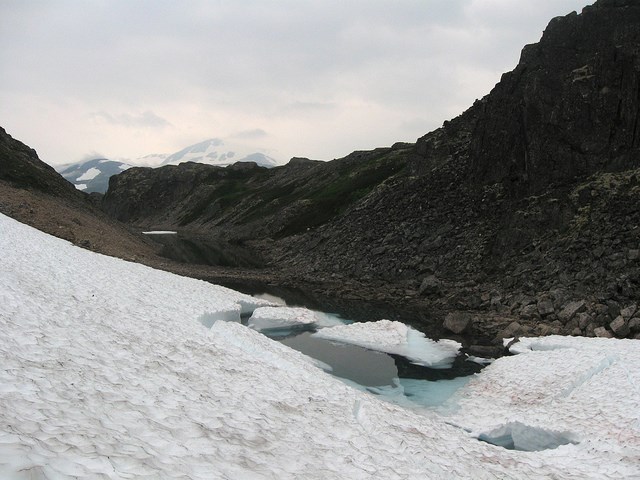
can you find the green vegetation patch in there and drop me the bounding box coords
[275,154,407,237]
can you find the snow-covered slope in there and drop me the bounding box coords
[56,158,132,193]
[1,212,639,479]
[160,138,279,168]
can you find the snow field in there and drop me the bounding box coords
[75,167,101,182]
[1,213,639,479]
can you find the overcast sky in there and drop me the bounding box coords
[1,0,590,166]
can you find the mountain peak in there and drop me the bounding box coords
[160,138,278,168]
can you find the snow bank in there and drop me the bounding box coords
[447,334,640,469]
[248,306,317,331]
[75,167,100,181]
[1,213,639,479]
[313,319,461,368]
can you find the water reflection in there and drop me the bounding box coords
[148,232,264,268]
[281,332,398,387]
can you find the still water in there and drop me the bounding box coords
[250,293,485,411]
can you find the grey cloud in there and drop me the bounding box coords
[0,0,592,165]
[282,102,338,114]
[229,129,269,140]
[90,111,171,128]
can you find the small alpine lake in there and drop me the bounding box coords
[246,292,487,411]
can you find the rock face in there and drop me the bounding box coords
[470,0,640,196]
[100,0,640,338]
[0,127,83,200]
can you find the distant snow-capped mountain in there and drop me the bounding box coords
[57,138,280,193]
[160,138,279,168]
[57,158,132,193]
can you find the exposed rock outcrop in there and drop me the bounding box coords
[0,127,83,200]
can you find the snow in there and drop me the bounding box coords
[1,212,639,479]
[74,183,87,191]
[248,306,317,331]
[313,319,461,368]
[161,138,279,168]
[75,167,101,181]
[142,230,177,235]
[445,334,640,470]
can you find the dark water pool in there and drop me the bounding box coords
[247,300,486,409]
[145,232,264,268]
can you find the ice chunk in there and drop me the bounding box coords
[252,292,287,305]
[198,307,241,328]
[248,306,317,331]
[313,311,350,328]
[313,320,461,368]
[466,355,493,365]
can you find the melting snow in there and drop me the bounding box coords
[75,167,101,181]
[313,319,461,368]
[1,213,639,479]
[248,306,318,331]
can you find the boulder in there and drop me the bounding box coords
[466,345,502,359]
[610,316,630,337]
[629,317,640,334]
[606,300,621,320]
[537,299,555,317]
[594,326,613,338]
[497,321,524,339]
[520,304,539,319]
[419,275,441,296]
[620,304,637,320]
[557,300,586,324]
[577,313,592,331]
[443,312,472,334]
[537,324,560,336]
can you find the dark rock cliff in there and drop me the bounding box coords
[469,0,640,195]
[0,127,83,201]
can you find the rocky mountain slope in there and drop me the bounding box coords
[0,127,157,261]
[103,147,408,238]
[100,0,640,342]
